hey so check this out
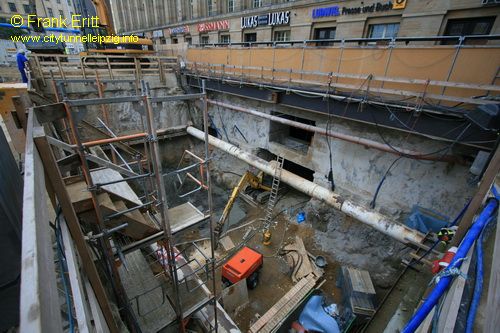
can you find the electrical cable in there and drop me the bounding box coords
[370,156,403,209]
[368,103,472,159]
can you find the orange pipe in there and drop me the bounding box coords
[82,132,147,147]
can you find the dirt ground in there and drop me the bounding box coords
[179,188,344,331]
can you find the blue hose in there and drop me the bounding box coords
[402,198,498,333]
[465,213,495,332]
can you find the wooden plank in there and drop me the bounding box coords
[91,168,142,205]
[259,276,317,333]
[33,102,66,124]
[66,180,94,213]
[33,126,120,333]
[249,275,316,333]
[60,219,92,333]
[452,147,500,246]
[437,245,474,332]
[98,193,159,240]
[20,110,62,333]
[415,308,435,333]
[347,267,376,295]
[168,202,207,233]
[485,206,500,333]
[118,250,177,332]
[84,277,111,333]
[409,252,433,267]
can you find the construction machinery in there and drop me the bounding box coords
[215,171,271,243]
[222,246,263,289]
[79,0,154,62]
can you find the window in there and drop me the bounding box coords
[444,17,495,36]
[23,4,31,13]
[47,8,54,17]
[186,37,192,45]
[219,34,230,44]
[172,38,178,44]
[269,113,316,154]
[314,27,336,46]
[207,0,215,16]
[368,23,400,38]
[227,0,235,13]
[201,35,209,44]
[8,2,17,12]
[244,33,257,43]
[274,30,290,42]
[56,0,61,3]
[253,0,262,8]
[160,37,166,44]
[59,10,64,17]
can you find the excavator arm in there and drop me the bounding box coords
[215,171,271,242]
[91,0,114,35]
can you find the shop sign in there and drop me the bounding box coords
[169,25,190,35]
[197,20,229,32]
[312,1,403,18]
[241,11,290,29]
[152,30,163,38]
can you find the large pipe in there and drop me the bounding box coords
[187,126,425,244]
[207,99,459,163]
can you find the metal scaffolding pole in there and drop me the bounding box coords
[201,80,219,332]
[141,81,185,332]
[63,102,140,332]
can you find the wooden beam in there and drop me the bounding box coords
[485,206,500,333]
[60,219,92,333]
[437,245,475,332]
[33,126,120,333]
[452,147,500,246]
[20,109,62,333]
[33,102,66,124]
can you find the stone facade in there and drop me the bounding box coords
[110,0,500,45]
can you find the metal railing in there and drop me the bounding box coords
[29,53,178,83]
[190,34,500,48]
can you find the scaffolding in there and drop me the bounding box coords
[20,69,223,332]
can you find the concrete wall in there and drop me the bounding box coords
[206,93,473,221]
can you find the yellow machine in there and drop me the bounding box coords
[215,171,271,243]
[80,0,154,57]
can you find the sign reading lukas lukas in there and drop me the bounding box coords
[241,11,290,29]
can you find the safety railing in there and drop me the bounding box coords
[29,53,178,83]
[186,39,500,107]
[190,34,500,48]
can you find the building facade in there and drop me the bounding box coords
[0,0,77,26]
[0,0,81,56]
[110,0,500,45]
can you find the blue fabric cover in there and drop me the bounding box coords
[299,295,340,333]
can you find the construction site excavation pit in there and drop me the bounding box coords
[9,36,500,332]
[27,76,434,332]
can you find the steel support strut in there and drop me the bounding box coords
[141,81,185,332]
